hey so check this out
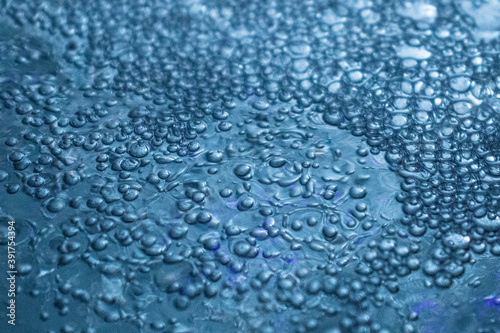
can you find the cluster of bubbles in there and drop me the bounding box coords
[1,0,500,332]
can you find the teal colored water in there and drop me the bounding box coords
[0,1,500,332]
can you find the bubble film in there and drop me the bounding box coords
[0,0,500,332]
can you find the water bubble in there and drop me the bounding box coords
[128,142,149,158]
[349,186,367,199]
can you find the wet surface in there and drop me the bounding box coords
[0,1,500,332]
